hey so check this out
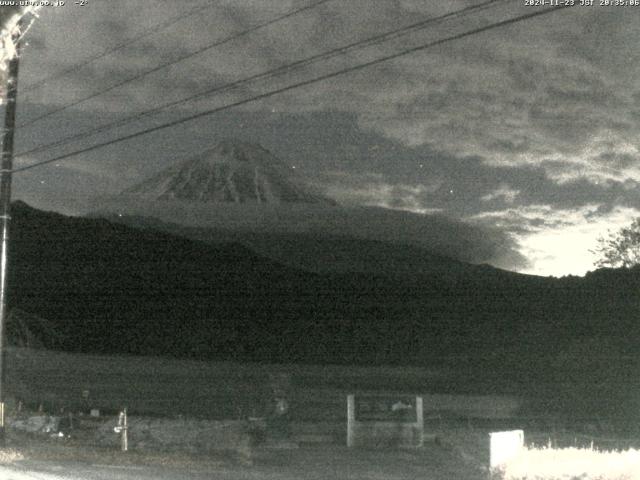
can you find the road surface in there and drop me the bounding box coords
[0,443,485,479]
[0,460,229,480]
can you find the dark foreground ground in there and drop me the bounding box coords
[0,447,484,480]
[0,426,488,480]
[3,419,638,480]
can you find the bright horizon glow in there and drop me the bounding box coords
[517,207,640,277]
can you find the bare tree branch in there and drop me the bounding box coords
[592,218,640,269]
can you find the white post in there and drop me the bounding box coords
[115,408,129,452]
[346,395,355,447]
[121,408,128,452]
[415,396,424,447]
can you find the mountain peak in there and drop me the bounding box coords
[124,140,335,205]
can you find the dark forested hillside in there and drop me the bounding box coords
[8,202,640,369]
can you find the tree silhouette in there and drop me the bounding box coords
[593,218,640,268]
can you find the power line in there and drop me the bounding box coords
[13,4,575,174]
[16,0,505,159]
[17,0,334,128]
[21,1,216,94]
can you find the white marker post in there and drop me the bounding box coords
[114,408,128,452]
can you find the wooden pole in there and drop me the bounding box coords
[0,19,22,445]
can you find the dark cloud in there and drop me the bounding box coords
[89,195,531,271]
[23,33,45,52]
[0,6,22,26]
[98,18,129,38]
[591,152,637,170]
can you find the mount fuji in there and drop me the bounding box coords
[124,139,334,205]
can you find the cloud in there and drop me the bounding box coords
[22,1,640,190]
[481,185,519,204]
[318,171,442,214]
[356,53,640,184]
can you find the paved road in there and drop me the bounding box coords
[0,444,485,479]
[0,460,227,480]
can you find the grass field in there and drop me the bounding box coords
[3,346,519,423]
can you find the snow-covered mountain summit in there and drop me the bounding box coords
[125,139,333,205]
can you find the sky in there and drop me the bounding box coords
[3,0,640,277]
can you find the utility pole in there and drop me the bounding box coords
[0,20,22,444]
